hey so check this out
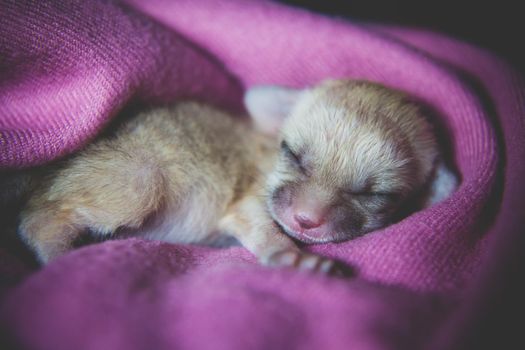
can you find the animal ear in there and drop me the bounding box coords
[244,85,304,135]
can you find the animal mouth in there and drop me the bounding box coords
[268,198,347,244]
[273,219,339,244]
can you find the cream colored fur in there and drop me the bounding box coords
[16,80,456,274]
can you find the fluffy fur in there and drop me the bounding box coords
[14,80,457,273]
[259,80,450,243]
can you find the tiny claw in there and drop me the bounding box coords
[267,249,354,277]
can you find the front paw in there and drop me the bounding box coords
[266,250,353,277]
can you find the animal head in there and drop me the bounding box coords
[245,80,438,243]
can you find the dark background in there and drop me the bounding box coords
[278,0,524,75]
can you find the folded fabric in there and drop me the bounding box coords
[1,0,523,349]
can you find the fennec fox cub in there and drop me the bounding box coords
[15,80,457,273]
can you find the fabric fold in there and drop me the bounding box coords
[1,1,523,349]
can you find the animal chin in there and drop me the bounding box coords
[288,229,336,244]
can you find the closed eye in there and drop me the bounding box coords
[349,191,401,213]
[280,140,307,174]
[351,192,400,202]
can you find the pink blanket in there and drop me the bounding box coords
[1,0,523,349]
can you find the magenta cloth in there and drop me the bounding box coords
[1,0,523,349]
